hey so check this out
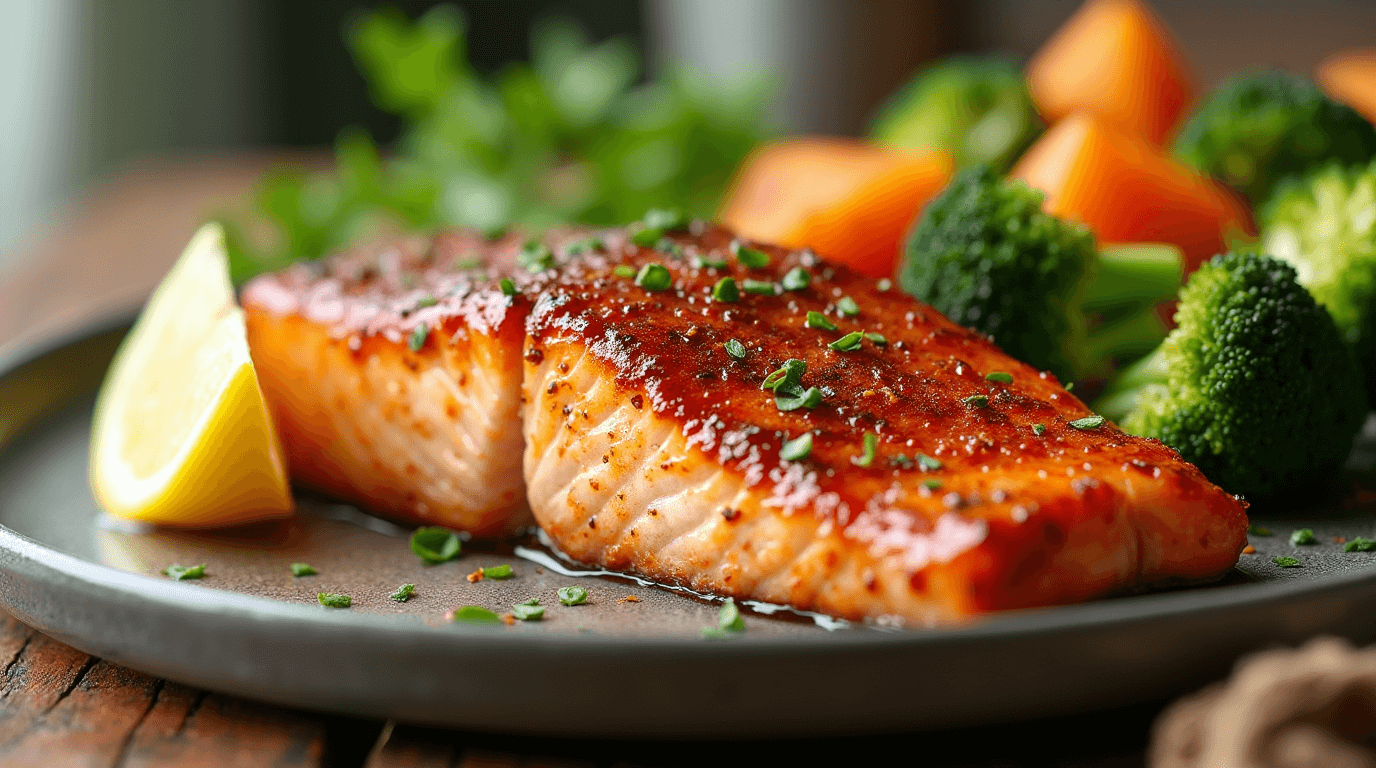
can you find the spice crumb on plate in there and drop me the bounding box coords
[1242,545,1256,554]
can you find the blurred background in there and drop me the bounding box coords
[4,0,1376,272]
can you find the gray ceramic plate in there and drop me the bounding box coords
[2,318,1376,737]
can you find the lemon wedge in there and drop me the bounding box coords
[90,223,293,527]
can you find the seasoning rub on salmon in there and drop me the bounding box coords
[243,223,1249,625]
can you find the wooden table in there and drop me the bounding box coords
[0,157,1159,767]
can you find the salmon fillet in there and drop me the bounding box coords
[243,223,1249,624]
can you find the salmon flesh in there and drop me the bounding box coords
[242,224,1248,624]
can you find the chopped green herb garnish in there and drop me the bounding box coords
[407,323,430,352]
[962,394,989,408]
[654,238,684,258]
[635,263,672,292]
[775,386,823,411]
[499,278,517,296]
[613,265,636,278]
[289,562,317,577]
[923,479,943,491]
[1068,415,1105,430]
[415,296,438,309]
[1344,538,1376,552]
[741,279,777,295]
[517,598,540,606]
[512,604,545,621]
[864,332,887,346]
[724,339,747,359]
[890,454,914,468]
[717,599,745,631]
[781,267,811,291]
[691,254,728,270]
[390,583,415,602]
[558,586,589,606]
[829,331,864,351]
[876,278,892,292]
[762,359,808,391]
[1290,528,1317,546]
[1273,556,1301,568]
[836,296,860,317]
[1065,382,1075,392]
[318,593,352,608]
[1248,525,1273,536]
[917,454,942,471]
[805,311,837,331]
[452,606,501,623]
[482,564,514,580]
[410,526,462,564]
[518,241,553,272]
[712,277,740,303]
[454,257,482,270]
[1032,423,1046,436]
[631,227,662,247]
[779,433,813,461]
[162,563,206,581]
[854,432,877,467]
[566,237,604,255]
[984,371,1013,384]
[731,239,770,268]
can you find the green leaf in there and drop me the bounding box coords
[724,339,747,359]
[779,433,813,461]
[318,593,352,608]
[558,586,589,606]
[452,606,501,623]
[512,604,545,621]
[482,564,514,580]
[163,564,206,581]
[290,562,317,577]
[410,527,462,564]
[1290,528,1317,546]
[390,583,416,602]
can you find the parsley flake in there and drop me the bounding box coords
[917,454,942,471]
[289,562,317,577]
[1069,415,1105,430]
[692,254,728,270]
[390,583,415,602]
[1344,537,1376,552]
[984,371,1013,384]
[854,432,877,467]
[805,311,837,331]
[318,593,352,608]
[512,604,545,621]
[482,564,514,580]
[635,263,672,292]
[407,323,430,352]
[642,208,688,232]
[410,527,462,564]
[558,586,589,606]
[1290,529,1317,546]
[1032,423,1046,436]
[731,240,769,268]
[163,563,206,581]
[415,296,438,309]
[452,606,501,623]
[1273,556,1301,568]
[613,265,636,278]
[781,267,811,291]
[923,479,943,491]
[712,277,740,303]
[1248,525,1273,536]
[499,278,518,296]
[566,237,604,255]
[518,241,553,272]
[829,331,864,352]
[717,599,745,631]
[776,386,823,411]
[724,339,747,359]
[779,433,813,461]
[741,278,777,295]
[962,394,989,408]
[762,359,807,391]
[836,296,860,317]
[864,332,887,345]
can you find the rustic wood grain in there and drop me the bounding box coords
[121,686,326,768]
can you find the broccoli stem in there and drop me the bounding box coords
[1080,305,1170,380]
[1093,346,1170,421]
[1080,243,1184,314]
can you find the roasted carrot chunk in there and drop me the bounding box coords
[720,138,953,278]
[1318,50,1376,125]
[1011,114,1251,275]
[1026,0,1194,146]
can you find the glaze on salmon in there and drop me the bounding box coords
[242,223,1249,624]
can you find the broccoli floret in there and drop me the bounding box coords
[869,56,1042,173]
[1174,70,1376,208]
[902,165,1181,382]
[1261,159,1376,395]
[1097,252,1365,501]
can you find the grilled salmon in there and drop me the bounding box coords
[242,223,1249,624]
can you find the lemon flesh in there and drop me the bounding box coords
[90,224,293,527]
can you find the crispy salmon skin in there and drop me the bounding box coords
[243,223,1248,625]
